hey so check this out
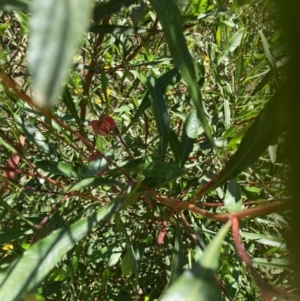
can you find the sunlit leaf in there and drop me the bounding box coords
[179,110,199,167]
[35,160,80,178]
[153,0,214,144]
[224,179,242,213]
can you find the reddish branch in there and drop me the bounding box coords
[231,217,300,301]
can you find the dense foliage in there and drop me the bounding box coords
[0,0,295,300]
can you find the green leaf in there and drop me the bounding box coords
[108,161,185,179]
[79,156,109,178]
[179,110,199,167]
[197,86,286,195]
[152,0,214,145]
[48,268,68,281]
[240,232,287,251]
[0,0,29,11]
[67,256,79,281]
[0,195,126,301]
[252,257,290,269]
[235,53,244,86]
[89,24,158,34]
[62,87,85,135]
[147,76,169,162]
[224,179,242,213]
[64,177,124,193]
[0,229,33,245]
[161,222,230,301]
[169,219,184,285]
[126,68,180,131]
[121,249,134,277]
[169,129,180,163]
[192,0,208,15]
[119,190,141,211]
[199,222,231,270]
[15,115,57,160]
[28,0,94,106]
[218,28,244,64]
[259,30,278,82]
[35,160,80,178]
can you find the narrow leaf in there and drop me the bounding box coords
[62,87,84,134]
[252,257,290,269]
[199,222,231,270]
[147,76,169,162]
[179,110,199,167]
[125,68,180,131]
[224,179,242,213]
[28,0,94,106]
[121,249,134,277]
[218,28,244,64]
[118,218,138,279]
[197,86,286,195]
[169,219,184,285]
[64,177,123,193]
[79,156,109,178]
[0,230,33,245]
[108,161,185,179]
[0,195,126,301]
[235,53,244,85]
[161,222,230,301]
[259,30,278,81]
[153,0,214,144]
[169,129,180,163]
[15,115,57,160]
[35,160,80,178]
